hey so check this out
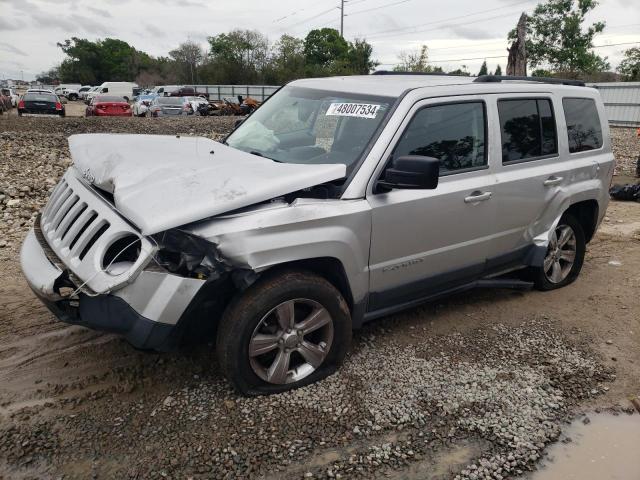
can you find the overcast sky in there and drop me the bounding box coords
[0,0,638,81]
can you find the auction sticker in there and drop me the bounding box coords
[326,103,380,119]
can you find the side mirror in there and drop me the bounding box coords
[377,155,440,191]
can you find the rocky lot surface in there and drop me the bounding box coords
[0,115,639,479]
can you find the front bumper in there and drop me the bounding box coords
[20,228,204,350]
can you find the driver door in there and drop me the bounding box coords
[367,97,497,311]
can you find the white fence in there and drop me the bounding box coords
[589,82,640,127]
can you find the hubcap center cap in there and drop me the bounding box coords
[282,332,300,349]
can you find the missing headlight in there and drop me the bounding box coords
[152,229,225,279]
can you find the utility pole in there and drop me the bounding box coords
[340,0,345,37]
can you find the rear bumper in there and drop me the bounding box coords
[94,111,132,117]
[20,228,203,350]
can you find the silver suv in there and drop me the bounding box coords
[21,74,614,395]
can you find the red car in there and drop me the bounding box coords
[86,95,132,117]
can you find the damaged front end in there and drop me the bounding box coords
[21,172,237,351]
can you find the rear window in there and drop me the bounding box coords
[158,97,183,105]
[95,96,126,103]
[498,98,557,163]
[562,98,603,153]
[24,93,57,102]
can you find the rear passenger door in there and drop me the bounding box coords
[488,94,604,269]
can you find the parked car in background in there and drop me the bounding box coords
[84,86,102,103]
[132,94,157,117]
[17,92,65,117]
[149,96,191,116]
[80,86,97,100]
[91,82,137,102]
[169,86,209,99]
[1,89,14,110]
[184,95,209,114]
[9,88,20,107]
[151,85,179,97]
[27,88,55,94]
[86,95,132,117]
[77,86,92,99]
[0,93,9,114]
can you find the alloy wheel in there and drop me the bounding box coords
[543,224,577,284]
[248,299,334,385]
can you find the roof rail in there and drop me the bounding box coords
[372,70,471,77]
[473,75,585,87]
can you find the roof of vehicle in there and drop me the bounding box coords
[289,74,595,98]
[94,95,127,102]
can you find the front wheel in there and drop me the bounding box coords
[216,270,352,395]
[531,214,586,291]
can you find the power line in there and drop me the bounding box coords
[378,41,640,66]
[346,0,411,17]
[365,0,535,38]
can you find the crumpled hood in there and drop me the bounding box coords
[68,134,346,235]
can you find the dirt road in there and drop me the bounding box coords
[1,116,639,479]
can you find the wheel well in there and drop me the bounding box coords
[565,200,599,243]
[264,258,355,311]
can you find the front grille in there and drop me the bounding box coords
[41,179,111,261]
[37,171,154,294]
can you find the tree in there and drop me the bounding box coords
[494,64,502,75]
[511,0,609,77]
[478,60,488,76]
[393,45,442,73]
[169,41,205,84]
[303,28,349,69]
[206,29,270,84]
[448,65,471,76]
[347,38,378,74]
[617,47,640,81]
[36,67,61,84]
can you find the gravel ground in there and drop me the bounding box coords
[610,127,640,176]
[0,115,639,479]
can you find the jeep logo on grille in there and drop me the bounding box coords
[81,168,95,184]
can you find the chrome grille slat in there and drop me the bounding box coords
[37,172,153,294]
[70,219,109,257]
[57,201,87,239]
[51,194,79,232]
[60,209,96,250]
[42,181,66,218]
[43,186,72,229]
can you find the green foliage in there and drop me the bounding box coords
[392,45,442,73]
[617,47,640,81]
[532,68,553,77]
[51,29,377,86]
[303,28,349,69]
[494,64,502,75]
[478,60,488,76]
[511,0,610,77]
[448,65,471,76]
[56,37,158,84]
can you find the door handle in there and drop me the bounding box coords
[543,176,563,186]
[464,191,492,203]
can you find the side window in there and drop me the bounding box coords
[393,102,487,174]
[102,87,108,93]
[562,98,603,153]
[498,98,557,163]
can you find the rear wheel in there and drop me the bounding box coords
[532,214,585,291]
[216,270,352,395]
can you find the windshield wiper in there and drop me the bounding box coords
[250,150,282,162]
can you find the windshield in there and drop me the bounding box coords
[226,86,394,168]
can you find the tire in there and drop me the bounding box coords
[68,94,77,101]
[216,270,352,395]
[531,214,585,291]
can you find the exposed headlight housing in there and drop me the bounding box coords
[152,229,225,279]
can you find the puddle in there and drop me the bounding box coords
[530,413,640,480]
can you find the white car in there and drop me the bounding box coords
[132,95,157,116]
[9,89,20,107]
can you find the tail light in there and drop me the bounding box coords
[18,100,24,109]
[97,104,106,110]
[122,104,130,110]
[55,102,62,110]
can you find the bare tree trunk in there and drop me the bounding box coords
[507,13,527,76]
